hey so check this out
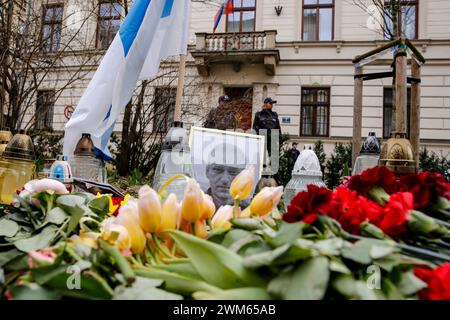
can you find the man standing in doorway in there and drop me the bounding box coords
[203,95,238,131]
[252,97,281,157]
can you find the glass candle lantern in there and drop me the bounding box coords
[255,165,278,194]
[379,131,416,176]
[69,133,107,183]
[353,132,381,175]
[284,149,326,205]
[0,132,36,203]
[49,155,74,191]
[153,122,193,200]
[0,130,13,157]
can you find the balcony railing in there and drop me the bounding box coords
[192,30,279,76]
[195,30,277,52]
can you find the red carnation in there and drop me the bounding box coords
[111,196,122,216]
[414,263,450,300]
[359,196,384,226]
[377,192,413,236]
[331,187,368,235]
[400,172,450,210]
[346,166,400,196]
[284,185,335,224]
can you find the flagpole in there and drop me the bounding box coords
[173,53,186,122]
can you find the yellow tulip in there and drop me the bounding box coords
[71,232,99,249]
[160,193,180,231]
[271,186,284,206]
[211,205,234,230]
[101,224,131,251]
[230,166,256,201]
[200,193,216,220]
[137,185,162,233]
[240,206,252,218]
[249,186,284,217]
[181,179,203,223]
[195,220,208,239]
[116,201,146,253]
[120,194,133,206]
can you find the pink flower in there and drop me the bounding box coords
[4,290,13,300]
[27,248,57,268]
[24,179,69,195]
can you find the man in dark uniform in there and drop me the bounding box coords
[288,142,300,163]
[252,97,281,157]
[203,95,238,130]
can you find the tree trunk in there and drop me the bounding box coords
[118,101,132,176]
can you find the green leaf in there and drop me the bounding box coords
[194,287,272,300]
[0,219,19,237]
[268,256,330,300]
[152,263,203,280]
[382,278,404,300]
[374,254,402,272]
[313,238,344,256]
[44,207,69,225]
[14,225,58,252]
[10,283,61,300]
[240,241,273,256]
[2,254,29,271]
[370,244,397,260]
[433,196,450,212]
[332,274,379,300]
[397,271,427,296]
[230,218,265,231]
[229,234,263,254]
[168,230,266,289]
[135,267,220,295]
[342,239,380,264]
[88,196,110,215]
[56,194,86,208]
[243,244,290,268]
[55,195,87,235]
[0,249,23,267]
[114,277,183,300]
[272,245,312,266]
[35,268,114,300]
[222,229,255,248]
[270,222,304,247]
[4,229,33,242]
[31,265,67,285]
[329,260,351,274]
[65,206,85,235]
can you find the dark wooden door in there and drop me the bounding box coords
[225,87,253,131]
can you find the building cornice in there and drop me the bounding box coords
[276,39,450,48]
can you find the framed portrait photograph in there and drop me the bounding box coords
[188,127,265,209]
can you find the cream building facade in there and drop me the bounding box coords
[27,0,450,157]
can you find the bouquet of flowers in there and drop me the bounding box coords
[1,166,449,300]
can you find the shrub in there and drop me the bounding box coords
[274,134,294,187]
[29,129,63,172]
[324,142,352,189]
[419,147,450,181]
[313,140,326,176]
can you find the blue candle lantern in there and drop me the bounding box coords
[49,155,74,186]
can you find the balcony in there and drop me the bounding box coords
[191,30,280,77]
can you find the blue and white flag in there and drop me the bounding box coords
[63,0,191,160]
